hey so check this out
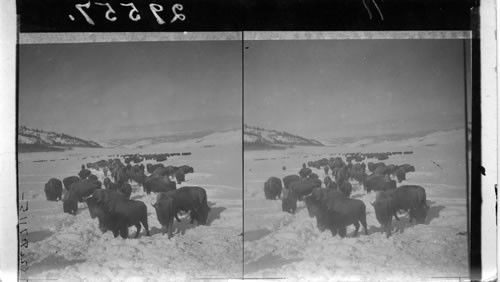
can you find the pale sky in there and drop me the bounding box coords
[19,41,242,141]
[19,39,470,142]
[244,39,469,140]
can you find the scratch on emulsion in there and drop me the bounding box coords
[362,0,384,21]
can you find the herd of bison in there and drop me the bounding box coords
[43,152,210,239]
[263,151,430,238]
[42,150,428,241]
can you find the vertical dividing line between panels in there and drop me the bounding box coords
[241,30,245,279]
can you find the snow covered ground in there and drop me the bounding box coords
[243,129,469,280]
[19,131,243,280]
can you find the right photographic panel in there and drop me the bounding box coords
[243,37,471,280]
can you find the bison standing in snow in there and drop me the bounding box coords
[44,178,63,201]
[264,176,283,200]
[282,175,300,190]
[372,185,429,237]
[338,182,352,198]
[299,167,312,178]
[119,183,132,199]
[364,173,396,193]
[152,196,177,238]
[156,186,210,226]
[143,175,176,194]
[63,176,80,190]
[305,188,368,238]
[86,194,150,239]
[63,178,102,215]
[289,178,322,200]
[78,164,91,180]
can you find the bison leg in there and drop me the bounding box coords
[142,219,150,236]
[330,228,337,237]
[120,225,129,239]
[134,223,142,238]
[353,222,360,237]
[338,227,347,238]
[167,218,174,239]
[384,221,392,238]
[360,216,369,235]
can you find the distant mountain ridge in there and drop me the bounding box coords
[323,125,467,146]
[18,126,102,152]
[103,130,216,148]
[244,124,323,149]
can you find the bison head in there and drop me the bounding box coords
[410,204,430,224]
[372,194,393,226]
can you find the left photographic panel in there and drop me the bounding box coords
[17,35,243,280]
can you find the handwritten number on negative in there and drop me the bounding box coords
[95,2,117,22]
[75,2,96,25]
[171,4,185,23]
[70,2,185,25]
[121,3,141,21]
[19,202,28,213]
[21,238,29,248]
[149,3,166,25]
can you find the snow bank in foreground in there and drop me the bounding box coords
[25,192,242,281]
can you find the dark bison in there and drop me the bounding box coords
[44,178,63,201]
[69,179,102,201]
[88,174,99,182]
[264,177,283,200]
[119,183,132,199]
[367,162,386,173]
[282,175,300,190]
[372,185,429,237]
[127,165,146,185]
[86,195,150,239]
[63,176,80,190]
[305,188,368,238]
[373,164,390,176]
[298,167,312,178]
[143,176,176,194]
[338,182,353,198]
[349,163,366,185]
[78,165,92,180]
[156,186,210,225]
[334,166,349,186]
[364,174,396,193]
[308,173,319,180]
[399,164,416,173]
[178,165,194,174]
[281,188,298,214]
[152,196,177,238]
[63,189,79,215]
[395,167,407,183]
[325,177,338,190]
[63,179,102,215]
[174,169,186,184]
[289,178,322,200]
[146,163,164,174]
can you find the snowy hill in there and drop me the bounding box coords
[244,124,323,150]
[105,130,215,148]
[18,126,102,152]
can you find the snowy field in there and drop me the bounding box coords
[243,129,469,280]
[19,131,243,281]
